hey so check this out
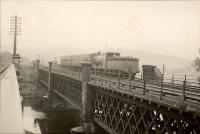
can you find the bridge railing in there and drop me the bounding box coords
[0,63,12,80]
[40,64,200,104]
[90,70,200,104]
[40,64,83,80]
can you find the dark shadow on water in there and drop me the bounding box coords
[23,97,81,134]
[37,110,80,134]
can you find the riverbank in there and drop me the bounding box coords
[19,64,81,134]
[19,65,47,97]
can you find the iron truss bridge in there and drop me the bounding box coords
[38,65,200,134]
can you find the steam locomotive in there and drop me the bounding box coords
[60,52,139,78]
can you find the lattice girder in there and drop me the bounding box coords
[39,69,49,84]
[51,73,82,107]
[92,85,200,134]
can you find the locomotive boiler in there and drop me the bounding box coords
[60,52,139,78]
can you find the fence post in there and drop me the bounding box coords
[143,80,146,95]
[129,74,132,92]
[182,75,186,101]
[48,61,53,92]
[109,71,112,88]
[35,59,40,89]
[118,71,121,90]
[160,64,165,101]
[101,69,104,86]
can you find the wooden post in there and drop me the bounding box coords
[109,71,112,88]
[129,74,132,92]
[182,75,186,101]
[162,65,165,82]
[118,71,121,90]
[143,80,146,95]
[48,62,53,92]
[81,63,95,133]
[160,64,165,101]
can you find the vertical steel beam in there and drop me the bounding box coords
[81,63,95,133]
[35,59,40,88]
[160,64,165,101]
[48,61,53,91]
[143,80,146,95]
[182,75,186,101]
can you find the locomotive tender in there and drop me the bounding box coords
[60,52,139,77]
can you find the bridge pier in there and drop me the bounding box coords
[48,62,52,92]
[71,63,96,134]
[81,63,95,133]
[35,59,40,89]
[43,61,56,109]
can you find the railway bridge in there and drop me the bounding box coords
[36,60,200,134]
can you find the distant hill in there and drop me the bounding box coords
[110,48,193,73]
[0,51,31,66]
[0,51,12,64]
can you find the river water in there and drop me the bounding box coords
[22,97,80,134]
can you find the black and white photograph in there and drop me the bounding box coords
[0,0,200,133]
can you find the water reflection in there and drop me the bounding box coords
[22,97,80,134]
[23,106,44,134]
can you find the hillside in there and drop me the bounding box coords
[0,51,31,66]
[0,51,12,64]
[111,48,193,73]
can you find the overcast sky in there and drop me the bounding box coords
[1,0,200,60]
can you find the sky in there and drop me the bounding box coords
[1,0,200,61]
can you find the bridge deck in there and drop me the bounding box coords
[0,64,24,133]
[42,67,200,116]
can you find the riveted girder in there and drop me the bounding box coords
[38,66,200,134]
[92,85,200,134]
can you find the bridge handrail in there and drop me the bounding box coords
[90,74,200,103]
[41,65,200,88]
[0,63,12,81]
[40,65,200,104]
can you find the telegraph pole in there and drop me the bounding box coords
[10,15,22,75]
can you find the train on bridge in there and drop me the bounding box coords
[60,52,139,78]
[60,52,162,80]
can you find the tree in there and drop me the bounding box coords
[192,57,200,72]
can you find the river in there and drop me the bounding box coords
[22,97,80,134]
